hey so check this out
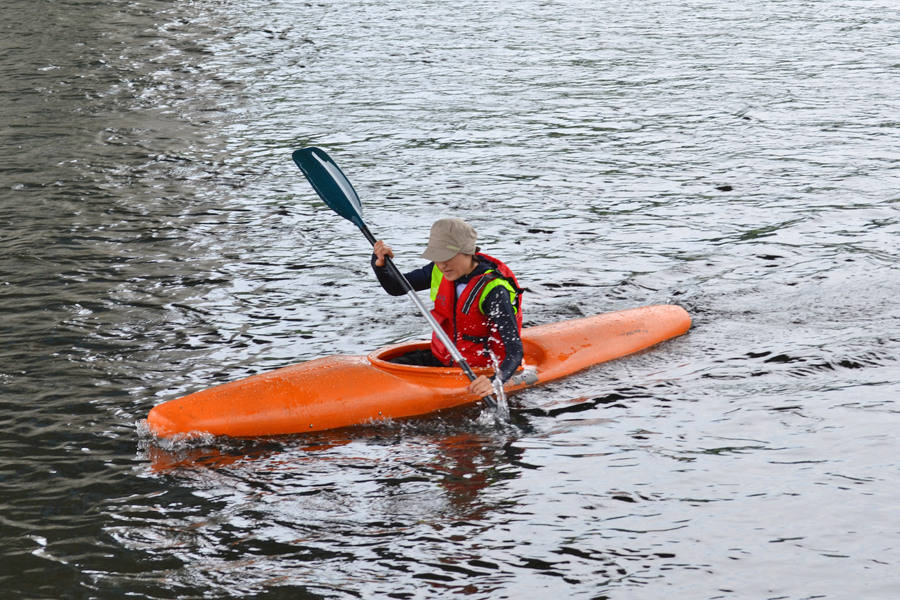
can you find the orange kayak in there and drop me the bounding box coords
[146,305,690,438]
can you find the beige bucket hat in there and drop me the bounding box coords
[420,218,477,262]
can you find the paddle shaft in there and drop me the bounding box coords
[359,225,498,409]
[290,148,498,409]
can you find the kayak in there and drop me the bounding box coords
[146,305,690,438]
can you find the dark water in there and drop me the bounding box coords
[2,0,899,598]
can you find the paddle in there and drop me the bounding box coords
[291,147,499,410]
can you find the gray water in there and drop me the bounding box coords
[2,0,899,598]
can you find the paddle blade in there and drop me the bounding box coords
[292,147,365,229]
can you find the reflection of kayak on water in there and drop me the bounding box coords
[144,433,515,524]
[145,305,691,439]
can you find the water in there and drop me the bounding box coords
[2,0,899,597]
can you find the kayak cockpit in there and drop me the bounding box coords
[366,339,547,383]
[367,341,476,383]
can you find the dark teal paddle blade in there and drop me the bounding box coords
[292,147,365,229]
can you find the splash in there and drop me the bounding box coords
[135,418,217,452]
[479,350,511,424]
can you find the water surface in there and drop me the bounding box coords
[1,0,899,598]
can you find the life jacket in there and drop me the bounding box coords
[429,253,523,369]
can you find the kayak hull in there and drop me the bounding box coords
[146,305,690,438]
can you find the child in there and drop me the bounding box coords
[372,218,523,398]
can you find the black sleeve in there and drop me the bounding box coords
[482,286,524,384]
[371,255,433,296]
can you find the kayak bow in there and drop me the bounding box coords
[146,305,690,438]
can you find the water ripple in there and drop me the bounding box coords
[2,0,899,598]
